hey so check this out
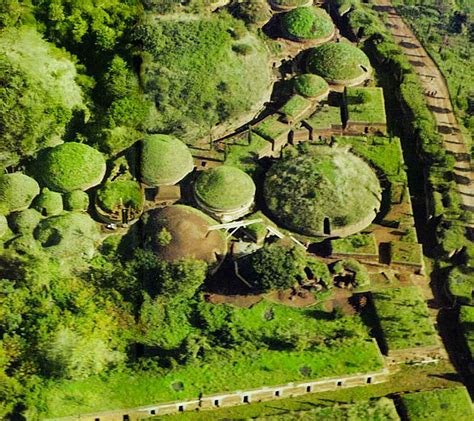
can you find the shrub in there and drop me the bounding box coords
[447,265,474,305]
[0,173,40,214]
[40,142,107,193]
[333,258,370,288]
[293,73,329,98]
[9,209,42,234]
[96,180,144,218]
[306,42,371,82]
[33,189,63,216]
[281,7,334,40]
[140,134,194,186]
[63,191,90,212]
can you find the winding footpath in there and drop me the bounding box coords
[373,0,474,234]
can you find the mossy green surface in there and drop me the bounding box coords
[372,287,437,351]
[271,0,311,8]
[279,95,312,120]
[194,166,256,211]
[0,214,7,238]
[390,241,423,266]
[63,191,90,211]
[400,387,473,421]
[224,132,270,176]
[345,87,387,124]
[33,189,63,216]
[140,134,194,186]
[0,172,40,214]
[447,266,474,305]
[459,305,474,358]
[40,143,106,193]
[293,74,329,98]
[306,42,371,82]
[96,180,143,213]
[10,209,42,234]
[331,233,378,256]
[304,105,342,129]
[253,115,290,140]
[281,7,334,40]
[34,212,100,259]
[264,146,381,236]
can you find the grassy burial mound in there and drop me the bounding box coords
[194,166,256,220]
[34,212,100,259]
[143,205,227,264]
[293,73,329,98]
[32,189,63,217]
[0,173,40,214]
[0,27,85,167]
[64,190,89,212]
[10,209,42,234]
[399,387,473,421]
[264,146,382,237]
[40,143,106,193]
[344,87,387,125]
[281,7,335,42]
[306,42,372,85]
[138,13,271,142]
[140,134,194,187]
[371,287,437,352]
[96,180,144,223]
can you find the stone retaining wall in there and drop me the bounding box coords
[46,366,389,421]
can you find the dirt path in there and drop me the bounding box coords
[373,0,474,232]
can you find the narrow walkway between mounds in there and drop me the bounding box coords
[373,0,474,232]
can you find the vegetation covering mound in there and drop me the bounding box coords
[281,7,334,40]
[0,214,7,238]
[293,73,329,98]
[33,189,63,216]
[140,135,194,186]
[138,13,271,141]
[264,147,381,237]
[270,0,310,9]
[306,42,371,83]
[41,143,106,193]
[0,173,40,214]
[144,205,227,264]
[96,180,144,216]
[34,212,100,259]
[64,191,90,211]
[0,27,85,167]
[194,166,256,211]
[10,209,42,234]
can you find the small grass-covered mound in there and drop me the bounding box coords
[143,205,227,264]
[194,166,256,212]
[140,135,194,186]
[138,13,271,142]
[447,265,474,305]
[34,212,100,259]
[10,209,42,234]
[96,180,144,220]
[372,286,437,351]
[33,189,63,216]
[264,146,381,237]
[281,7,334,41]
[306,42,371,83]
[293,73,329,98]
[400,387,473,421]
[40,143,106,193]
[63,191,89,211]
[0,173,40,214]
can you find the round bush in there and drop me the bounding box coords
[140,135,194,186]
[40,142,106,193]
[0,173,40,214]
[281,7,334,40]
[34,212,100,259]
[306,42,371,83]
[264,147,382,237]
[10,209,42,234]
[96,180,144,221]
[33,189,63,216]
[0,214,8,238]
[293,74,329,98]
[63,191,90,211]
[194,166,256,212]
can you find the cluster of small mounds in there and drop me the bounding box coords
[264,146,381,237]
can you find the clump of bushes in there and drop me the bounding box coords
[96,180,144,218]
[0,173,40,214]
[332,258,370,288]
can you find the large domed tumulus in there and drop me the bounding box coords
[306,42,372,84]
[264,147,382,237]
[140,134,194,187]
[193,166,255,221]
[143,205,227,264]
[281,7,334,41]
